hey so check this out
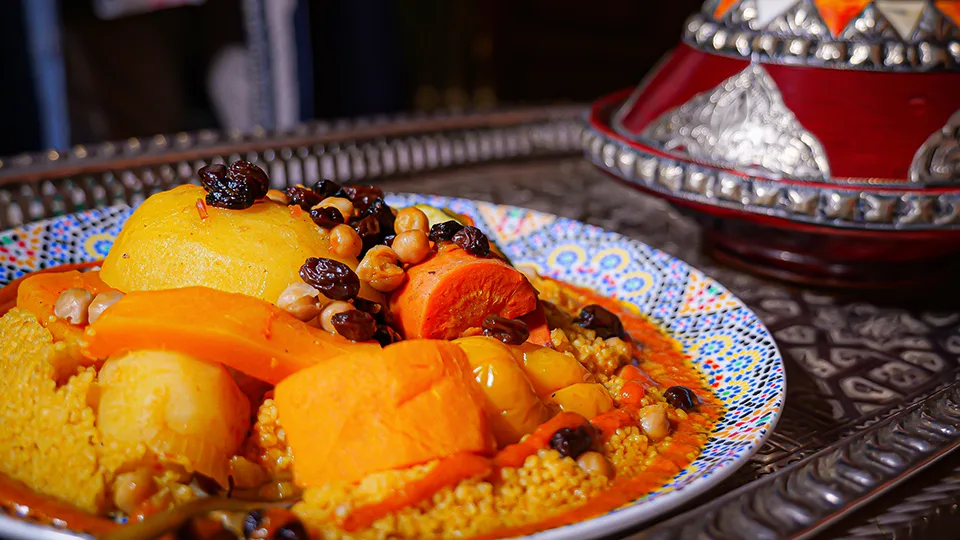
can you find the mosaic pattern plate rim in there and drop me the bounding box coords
[0,194,785,540]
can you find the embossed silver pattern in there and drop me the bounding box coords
[629,383,960,540]
[910,110,960,185]
[640,65,832,181]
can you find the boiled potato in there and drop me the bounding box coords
[100,184,382,304]
[97,350,251,486]
[550,383,614,420]
[518,345,594,399]
[454,336,552,446]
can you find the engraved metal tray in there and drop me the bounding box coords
[1,106,959,538]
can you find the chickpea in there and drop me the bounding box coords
[576,451,615,479]
[394,207,429,234]
[356,245,406,292]
[54,288,93,325]
[329,224,363,259]
[315,197,354,219]
[277,282,324,321]
[638,403,671,441]
[319,301,354,334]
[392,230,431,264]
[111,468,156,514]
[87,291,125,324]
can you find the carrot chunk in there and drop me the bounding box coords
[82,286,377,384]
[388,247,538,340]
[275,340,496,487]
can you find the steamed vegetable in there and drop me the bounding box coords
[549,383,615,419]
[99,184,383,305]
[97,350,251,486]
[519,304,552,347]
[454,336,553,446]
[518,345,594,399]
[275,340,495,487]
[83,286,378,384]
[388,247,538,339]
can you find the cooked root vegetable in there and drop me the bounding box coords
[549,383,615,420]
[275,340,495,487]
[17,270,113,375]
[519,304,552,347]
[454,336,553,446]
[389,247,538,340]
[519,345,594,399]
[97,350,251,487]
[83,286,378,384]
[99,184,382,305]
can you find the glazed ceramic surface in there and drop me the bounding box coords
[0,194,784,539]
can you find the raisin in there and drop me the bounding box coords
[313,179,348,199]
[228,160,270,198]
[352,297,382,316]
[663,386,699,411]
[309,206,344,228]
[300,258,360,301]
[549,426,593,459]
[352,215,381,239]
[481,314,529,345]
[331,310,377,342]
[576,304,627,340]
[429,220,464,243]
[373,324,403,346]
[383,234,396,247]
[274,519,309,540]
[198,160,269,210]
[452,226,490,257]
[365,197,396,232]
[285,185,322,210]
[344,185,384,201]
[243,510,263,538]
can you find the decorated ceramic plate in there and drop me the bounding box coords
[0,192,784,540]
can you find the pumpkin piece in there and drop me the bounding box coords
[97,350,251,487]
[454,336,554,446]
[275,340,495,487]
[83,286,378,384]
[99,184,382,305]
[518,344,594,400]
[388,247,538,340]
[519,304,552,347]
[549,383,615,420]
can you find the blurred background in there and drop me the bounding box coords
[0,0,700,156]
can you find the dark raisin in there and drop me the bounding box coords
[352,297,382,316]
[452,226,490,257]
[383,234,396,247]
[243,510,264,538]
[344,185,384,201]
[429,220,464,243]
[228,160,270,199]
[309,206,344,228]
[548,426,593,459]
[352,215,381,239]
[482,314,530,345]
[285,185,322,210]
[331,310,377,342]
[366,197,396,232]
[663,386,699,411]
[313,179,348,199]
[576,304,627,340]
[274,519,309,540]
[373,324,403,346]
[198,163,227,192]
[300,258,360,301]
[198,160,268,210]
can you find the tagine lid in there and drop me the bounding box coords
[586,0,960,231]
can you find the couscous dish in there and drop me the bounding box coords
[0,160,721,539]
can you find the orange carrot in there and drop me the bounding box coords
[520,303,552,347]
[493,412,588,469]
[341,452,492,531]
[388,247,538,340]
[275,340,496,487]
[83,286,377,384]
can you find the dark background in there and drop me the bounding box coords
[0,0,701,155]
